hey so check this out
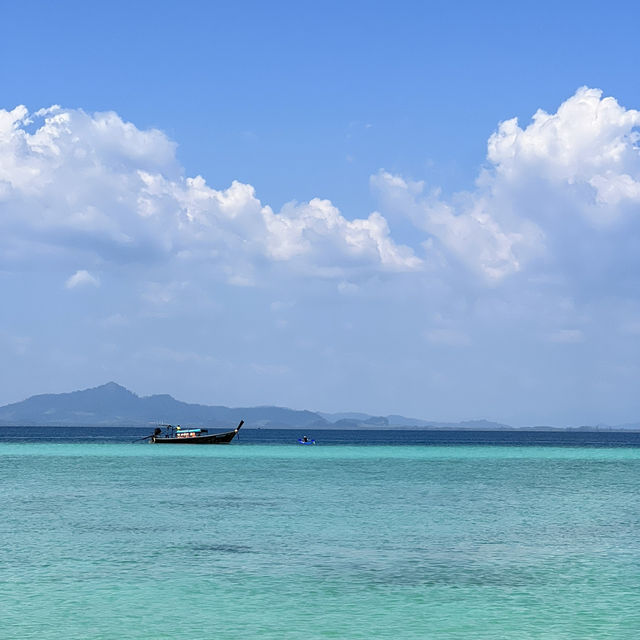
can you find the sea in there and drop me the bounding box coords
[2,427,639,639]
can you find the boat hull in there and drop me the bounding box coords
[151,422,243,444]
[152,431,238,444]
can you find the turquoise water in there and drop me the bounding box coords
[2,443,640,638]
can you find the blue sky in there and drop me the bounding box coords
[2,1,640,425]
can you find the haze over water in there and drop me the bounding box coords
[3,432,639,638]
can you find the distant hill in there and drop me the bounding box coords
[0,382,634,430]
[0,382,511,429]
[0,382,327,428]
[318,412,512,430]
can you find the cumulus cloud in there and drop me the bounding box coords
[373,87,640,288]
[372,171,540,281]
[0,105,419,283]
[263,198,421,273]
[4,89,640,334]
[486,87,640,221]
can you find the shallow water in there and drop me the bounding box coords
[2,441,640,638]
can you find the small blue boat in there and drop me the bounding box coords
[297,437,316,445]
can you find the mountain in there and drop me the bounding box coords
[0,382,508,429]
[0,382,327,428]
[2,382,631,430]
[0,382,512,429]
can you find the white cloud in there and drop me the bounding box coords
[488,89,640,192]
[8,89,636,298]
[373,87,640,291]
[262,198,421,273]
[0,105,419,283]
[371,170,541,282]
[65,269,99,289]
[5,90,640,391]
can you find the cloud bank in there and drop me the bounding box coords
[373,87,640,287]
[2,87,639,297]
[0,105,420,285]
[3,87,640,424]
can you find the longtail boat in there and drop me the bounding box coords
[141,420,244,444]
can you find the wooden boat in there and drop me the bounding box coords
[148,420,244,444]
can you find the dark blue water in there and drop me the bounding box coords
[1,425,640,446]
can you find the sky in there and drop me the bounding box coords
[2,0,640,426]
